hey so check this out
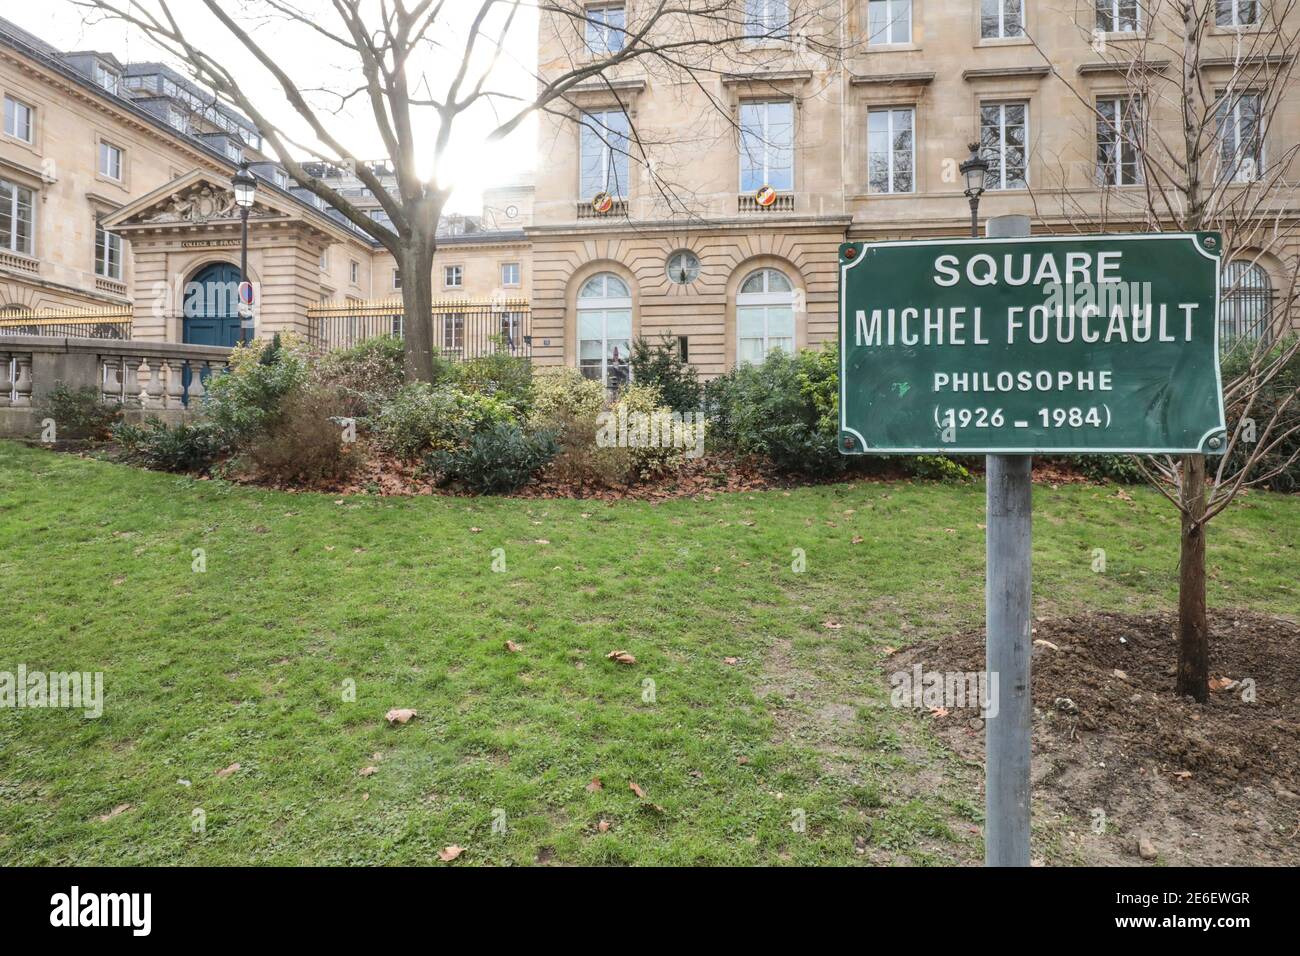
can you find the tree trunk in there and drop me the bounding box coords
[1176,454,1209,703]
[399,240,437,383]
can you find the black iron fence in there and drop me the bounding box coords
[1218,263,1277,350]
[307,297,531,359]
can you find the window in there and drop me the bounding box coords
[744,0,790,35]
[167,107,187,132]
[579,109,630,199]
[444,264,463,288]
[981,0,1024,38]
[585,3,625,54]
[4,96,33,143]
[1096,96,1142,186]
[739,100,794,192]
[1219,260,1273,345]
[666,250,700,285]
[867,107,915,193]
[99,141,123,181]
[578,272,633,387]
[1096,0,1141,32]
[319,249,328,271]
[392,269,402,290]
[95,222,122,280]
[94,62,120,94]
[501,261,521,287]
[1216,0,1261,26]
[442,313,465,351]
[1216,90,1263,182]
[350,260,360,284]
[867,0,911,44]
[737,268,795,363]
[225,142,243,163]
[500,311,525,349]
[0,179,34,255]
[270,169,289,189]
[980,101,1028,190]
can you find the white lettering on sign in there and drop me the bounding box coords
[932,250,1126,289]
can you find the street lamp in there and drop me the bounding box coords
[231,160,257,343]
[959,142,990,239]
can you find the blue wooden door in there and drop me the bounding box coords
[183,263,243,348]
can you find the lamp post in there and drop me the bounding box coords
[959,142,990,239]
[231,160,257,344]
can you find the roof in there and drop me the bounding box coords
[0,15,379,248]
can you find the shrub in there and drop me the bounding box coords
[316,336,408,416]
[528,367,606,429]
[35,383,120,439]
[602,382,706,480]
[629,336,701,412]
[454,346,534,414]
[907,455,973,482]
[240,384,358,483]
[1221,338,1300,493]
[426,422,559,494]
[714,347,845,476]
[203,338,307,443]
[112,418,226,472]
[1068,454,1145,484]
[369,381,514,458]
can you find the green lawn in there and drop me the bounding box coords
[0,440,1295,865]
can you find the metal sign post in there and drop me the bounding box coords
[983,214,1032,867]
[837,219,1225,866]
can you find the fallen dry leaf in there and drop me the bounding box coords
[597,819,612,833]
[505,640,522,653]
[469,527,482,533]
[216,762,240,778]
[586,777,603,793]
[851,535,864,544]
[96,803,132,822]
[438,845,466,862]
[534,538,550,545]
[929,707,950,719]
[1173,770,1193,780]
[359,766,378,777]
[737,756,750,765]
[723,656,740,665]
[606,650,636,665]
[385,708,418,725]
[1208,676,1237,691]
[629,781,646,799]
[822,619,843,630]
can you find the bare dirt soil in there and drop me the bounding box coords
[889,610,1300,866]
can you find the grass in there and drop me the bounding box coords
[0,440,1295,866]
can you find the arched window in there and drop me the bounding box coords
[578,272,632,387]
[737,267,794,364]
[1219,260,1273,347]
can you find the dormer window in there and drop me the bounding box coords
[94,62,121,94]
[225,142,243,163]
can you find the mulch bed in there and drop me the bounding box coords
[889,610,1300,864]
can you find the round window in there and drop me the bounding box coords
[666,250,700,285]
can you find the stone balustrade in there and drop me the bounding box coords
[1,336,232,438]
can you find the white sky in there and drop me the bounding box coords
[7,1,540,214]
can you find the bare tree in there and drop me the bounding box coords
[78,0,852,382]
[1028,0,1300,701]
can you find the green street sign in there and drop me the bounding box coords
[838,233,1227,455]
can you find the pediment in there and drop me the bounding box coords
[103,171,291,231]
